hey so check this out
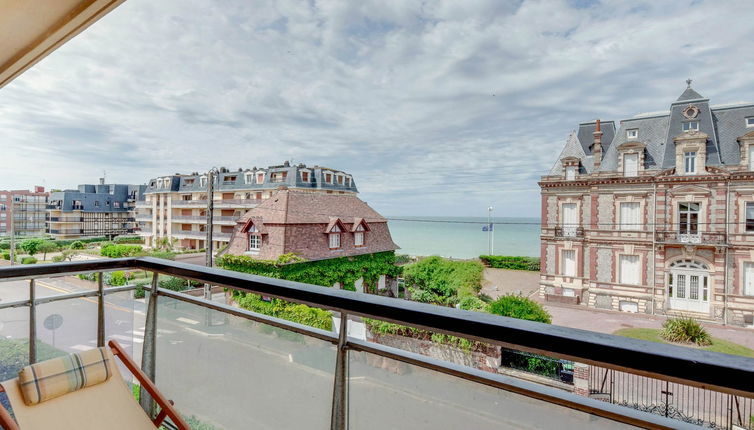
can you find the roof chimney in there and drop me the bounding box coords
[592,119,603,169]
[99,177,105,185]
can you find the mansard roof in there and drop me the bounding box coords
[549,83,754,176]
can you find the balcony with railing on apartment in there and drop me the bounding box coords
[656,230,727,246]
[171,230,232,240]
[0,258,752,429]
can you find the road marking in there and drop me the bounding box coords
[35,280,133,313]
[176,317,200,325]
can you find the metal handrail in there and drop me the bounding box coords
[0,257,752,399]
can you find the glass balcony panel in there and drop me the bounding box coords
[348,350,643,430]
[155,297,336,430]
[0,306,31,381]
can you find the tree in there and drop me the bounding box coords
[18,238,45,256]
[37,241,59,261]
[487,295,552,324]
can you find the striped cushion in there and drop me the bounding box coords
[17,347,113,405]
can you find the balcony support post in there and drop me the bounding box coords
[97,272,105,347]
[140,273,159,417]
[330,312,348,430]
[28,279,36,364]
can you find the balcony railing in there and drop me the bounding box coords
[656,231,727,245]
[214,198,261,207]
[0,258,751,429]
[171,200,208,207]
[172,231,231,240]
[554,226,584,238]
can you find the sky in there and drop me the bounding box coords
[1,0,753,217]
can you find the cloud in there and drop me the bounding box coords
[1,0,753,217]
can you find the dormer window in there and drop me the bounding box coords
[747,117,754,127]
[248,225,260,251]
[682,121,700,132]
[329,225,341,249]
[325,173,333,183]
[256,172,265,184]
[199,176,207,188]
[684,151,697,174]
[301,171,309,182]
[354,224,365,246]
[627,129,638,139]
[184,178,195,185]
[244,173,253,184]
[565,166,576,181]
[623,153,638,177]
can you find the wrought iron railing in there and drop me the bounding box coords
[554,226,584,238]
[655,231,727,245]
[0,258,752,429]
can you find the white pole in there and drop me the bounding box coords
[489,206,494,255]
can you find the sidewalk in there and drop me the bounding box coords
[542,301,754,350]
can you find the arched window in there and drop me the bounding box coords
[669,259,708,270]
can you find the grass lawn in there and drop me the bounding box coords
[613,328,754,358]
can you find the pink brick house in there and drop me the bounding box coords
[225,188,398,261]
[540,83,754,326]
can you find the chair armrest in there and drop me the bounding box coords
[108,340,191,430]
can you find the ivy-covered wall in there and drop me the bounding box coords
[218,251,401,330]
[218,251,401,292]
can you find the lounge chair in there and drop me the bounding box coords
[0,340,189,430]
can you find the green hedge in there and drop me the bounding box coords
[479,255,540,271]
[20,256,37,265]
[113,236,144,244]
[232,292,333,331]
[51,237,107,248]
[402,256,483,305]
[101,244,143,258]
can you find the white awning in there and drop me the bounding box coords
[0,0,125,89]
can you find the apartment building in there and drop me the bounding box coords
[0,187,49,237]
[46,181,145,239]
[137,162,357,250]
[540,82,754,326]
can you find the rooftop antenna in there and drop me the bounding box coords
[686,78,692,89]
[102,170,107,183]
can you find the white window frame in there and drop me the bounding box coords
[746,117,754,127]
[682,121,700,132]
[744,262,754,296]
[329,232,341,249]
[565,165,576,181]
[619,254,640,285]
[245,173,253,184]
[627,129,638,139]
[354,224,365,246]
[746,202,754,233]
[623,153,639,177]
[684,151,697,174]
[248,226,260,251]
[619,202,641,230]
[199,176,207,188]
[256,172,265,184]
[561,250,576,277]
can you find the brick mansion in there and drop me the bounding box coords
[540,82,754,326]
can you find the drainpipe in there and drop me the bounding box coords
[651,181,657,315]
[722,179,730,325]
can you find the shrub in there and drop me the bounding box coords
[1,251,9,261]
[458,296,487,312]
[100,244,143,258]
[69,241,85,250]
[479,255,540,271]
[20,257,37,265]
[133,279,152,299]
[233,292,332,331]
[108,271,127,286]
[158,276,200,291]
[149,251,176,260]
[661,316,711,346]
[402,256,483,305]
[51,255,65,263]
[488,295,551,324]
[18,238,45,256]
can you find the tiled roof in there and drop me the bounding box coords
[549,132,591,175]
[577,121,615,155]
[676,87,704,102]
[237,190,387,225]
[600,115,670,171]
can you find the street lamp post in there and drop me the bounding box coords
[487,206,494,255]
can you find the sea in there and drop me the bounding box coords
[386,216,541,259]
